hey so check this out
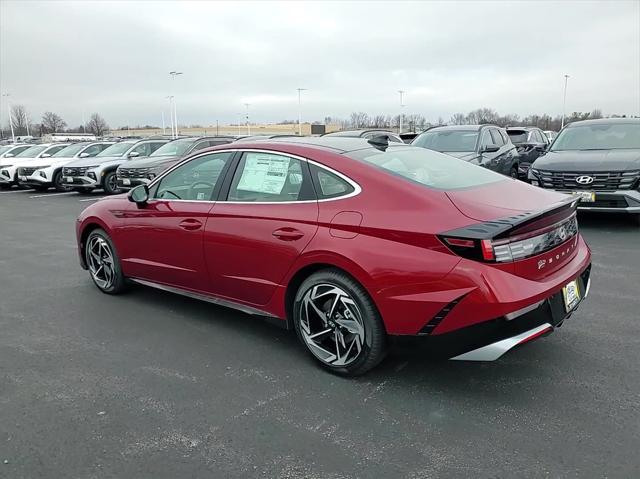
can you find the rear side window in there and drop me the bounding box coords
[310,164,355,199]
[507,130,528,143]
[347,146,504,191]
[227,152,314,202]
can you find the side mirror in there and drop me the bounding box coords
[128,184,149,205]
[41,153,51,158]
[481,145,500,154]
[4,153,14,158]
[128,151,141,158]
[79,152,90,158]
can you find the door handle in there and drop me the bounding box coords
[179,218,203,231]
[272,227,304,241]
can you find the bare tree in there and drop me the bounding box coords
[589,109,603,119]
[10,104,32,135]
[86,113,109,137]
[450,113,466,125]
[41,111,67,133]
[349,112,370,129]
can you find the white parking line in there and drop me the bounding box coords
[29,192,77,199]
[78,197,106,202]
[0,189,35,194]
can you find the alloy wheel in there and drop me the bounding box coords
[298,283,365,367]
[87,236,116,290]
[106,173,118,193]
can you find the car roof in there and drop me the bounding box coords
[427,125,493,132]
[506,126,538,131]
[566,118,640,127]
[322,129,396,137]
[217,136,408,154]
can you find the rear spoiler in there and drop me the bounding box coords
[440,195,578,240]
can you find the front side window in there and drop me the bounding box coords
[480,130,494,149]
[149,141,168,154]
[412,130,479,152]
[347,146,504,191]
[43,145,67,156]
[551,122,640,151]
[228,152,313,202]
[131,143,152,157]
[150,139,195,157]
[153,152,233,201]
[490,129,505,146]
[82,144,103,156]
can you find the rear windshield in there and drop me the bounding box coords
[346,146,503,190]
[507,131,528,144]
[551,123,640,151]
[412,130,478,152]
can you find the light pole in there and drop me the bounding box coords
[561,74,570,129]
[398,90,405,134]
[2,93,15,142]
[161,111,166,135]
[244,103,251,135]
[166,96,175,138]
[169,71,183,138]
[297,88,308,136]
[237,113,242,136]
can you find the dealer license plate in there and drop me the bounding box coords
[122,178,131,185]
[64,176,74,183]
[570,191,595,202]
[562,279,581,312]
[19,176,27,181]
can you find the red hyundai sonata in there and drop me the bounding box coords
[76,137,592,375]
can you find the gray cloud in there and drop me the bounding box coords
[1,0,638,127]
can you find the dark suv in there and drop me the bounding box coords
[116,136,236,190]
[506,127,550,180]
[528,118,640,222]
[412,125,519,177]
[322,129,403,143]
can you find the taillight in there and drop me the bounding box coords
[440,214,578,263]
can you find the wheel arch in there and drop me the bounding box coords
[282,254,381,331]
[78,219,113,269]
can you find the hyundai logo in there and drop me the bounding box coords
[576,175,594,185]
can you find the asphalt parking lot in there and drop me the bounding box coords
[1,189,639,479]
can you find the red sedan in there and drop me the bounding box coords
[76,137,592,375]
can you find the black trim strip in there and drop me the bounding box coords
[418,293,468,335]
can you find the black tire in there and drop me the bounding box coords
[510,166,519,179]
[103,171,120,195]
[633,214,640,227]
[85,228,127,294]
[292,268,387,376]
[0,184,10,190]
[52,170,70,192]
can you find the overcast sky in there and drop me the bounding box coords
[1,0,639,128]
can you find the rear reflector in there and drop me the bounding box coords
[481,239,495,261]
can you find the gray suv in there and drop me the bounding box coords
[528,118,640,224]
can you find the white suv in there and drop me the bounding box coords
[17,142,114,192]
[62,139,169,194]
[0,143,68,189]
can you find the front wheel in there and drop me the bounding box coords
[510,166,519,179]
[85,229,126,294]
[53,170,70,192]
[293,269,387,376]
[103,171,120,195]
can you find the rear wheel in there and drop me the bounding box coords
[510,166,519,179]
[85,229,126,294]
[103,171,120,195]
[293,269,387,376]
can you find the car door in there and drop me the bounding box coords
[117,151,235,292]
[204,151,319,306]
[490,128,512,175]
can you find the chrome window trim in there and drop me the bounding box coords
[147,148,362,204]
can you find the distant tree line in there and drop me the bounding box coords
[326,108,636,132]
[0,105,110,138]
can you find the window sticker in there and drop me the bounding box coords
[237,153,290,194]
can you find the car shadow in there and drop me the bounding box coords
[577,210,638,231]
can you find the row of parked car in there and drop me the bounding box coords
[1,118,638,220]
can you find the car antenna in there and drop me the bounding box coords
[368,135,389,151]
